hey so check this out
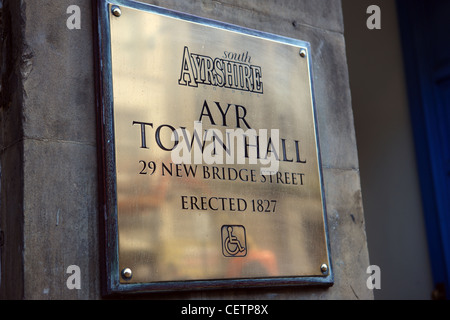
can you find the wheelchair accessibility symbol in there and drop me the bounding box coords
[221,225,247,257]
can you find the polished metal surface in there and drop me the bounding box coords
[100,0,331,291]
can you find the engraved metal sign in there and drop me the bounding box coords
[95,0,332,294]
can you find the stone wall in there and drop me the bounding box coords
[0,0,372,299]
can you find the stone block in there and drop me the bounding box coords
[23,138,99,299]
[322,167,373,299]
[141,0,343,34]
[22,1,96,144]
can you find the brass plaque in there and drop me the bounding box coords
[98,0,331,292]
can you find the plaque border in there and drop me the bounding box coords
[93,0,333,295]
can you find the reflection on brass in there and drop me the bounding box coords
[109,3,330,285]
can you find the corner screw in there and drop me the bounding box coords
[299,49,307,58]
[320,263,328,274]
[121,267,132,280]
[112,5,122,17]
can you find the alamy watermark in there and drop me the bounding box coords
[366,5,381,30]
[366,265,381,290]
[66,265,81,290]
[170,122,280,175]
[66,5,81,30]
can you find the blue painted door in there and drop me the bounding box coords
[397,0,450,299]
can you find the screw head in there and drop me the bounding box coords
[121,267,132,280]
[112,5,122,17]
[320,263,328,274]
[299,49,307,58]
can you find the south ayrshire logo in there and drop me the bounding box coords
[178,46,263,94]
